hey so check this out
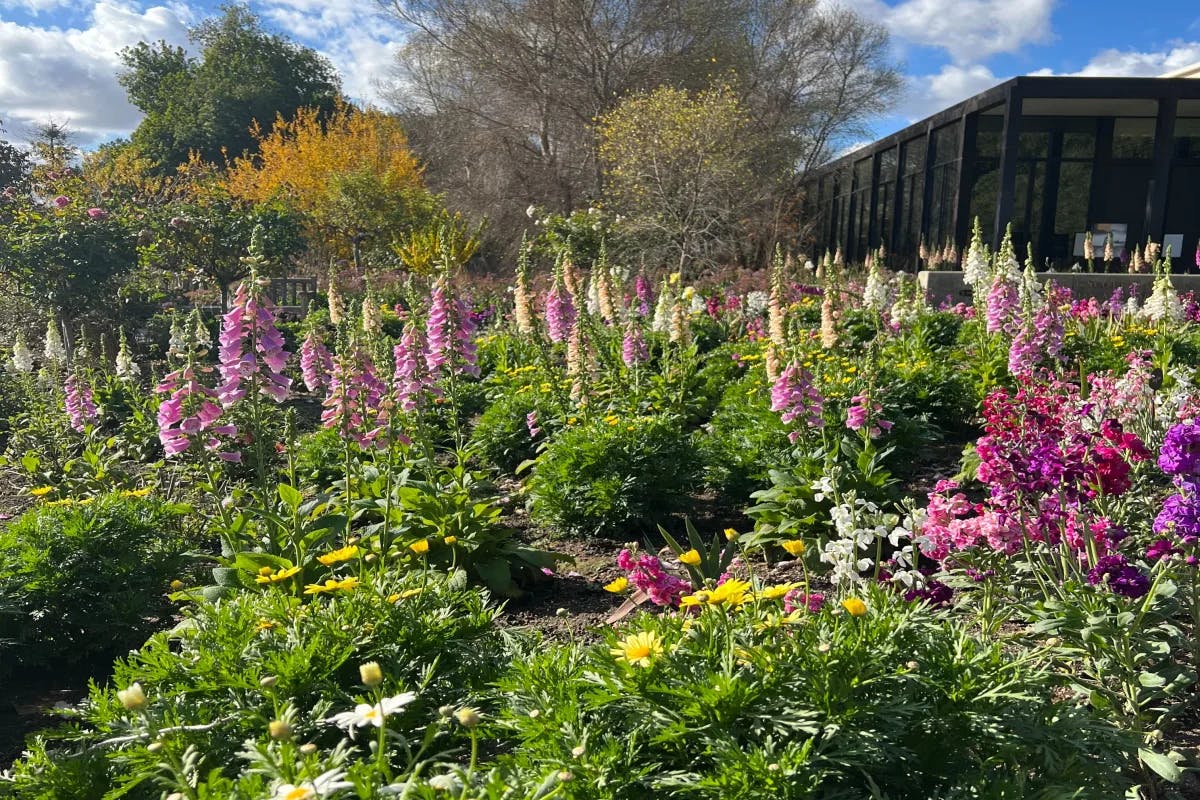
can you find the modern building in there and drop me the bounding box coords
[802,70,1200,270]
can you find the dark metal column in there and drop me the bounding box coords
[920,122,937,249]
[1147,97,1177,243]
[866,153,882,253]
[993,85,1024,249]
[952,111,978,249]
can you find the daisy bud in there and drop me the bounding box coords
[300,743,318,755]
[269,720,292,741]
[117,683,147,711]
[454,707,482,728]
[259,675,278,688]
[147,741,163,753]
[360,661,384,687]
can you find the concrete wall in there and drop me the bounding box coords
[919,270,1200,303]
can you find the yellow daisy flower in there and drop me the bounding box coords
[409,540,431,555]
[678,549,702,567]
[317,545,360,566]
[841,597,868,617]
[781,539,806,557]
[604,576,629,593]
[303,576,361,595]
[610,630,663,667]
[255,565,301,584]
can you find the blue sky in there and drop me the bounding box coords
[1,0,1199,149]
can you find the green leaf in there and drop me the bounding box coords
[277,483,302,510]
[1139,748,1182,782]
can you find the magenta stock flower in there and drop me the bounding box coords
[544,283,576,343]
[783,590,824,613]
[299,331,334,393]
[615,549,692,607]
[52,195,71,209]
[771,363,824,441]
[155,366,239,461]
[64,372,97,432]
[85,207,108,220]
[217,281,292,407]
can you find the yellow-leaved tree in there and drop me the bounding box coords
[598,84,755,277]
[226,101,440,270]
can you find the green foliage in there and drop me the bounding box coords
[528,415,698,538]
[118,4,341,171]
[696,372,792,499]
[490,589,1136,798]
[2,572,508,799]
[471,389,540,474]
[0,493,189,675]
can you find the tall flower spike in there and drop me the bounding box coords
[44,317,66,364]
[622,319,648,367]
[635,273,652,317]
[394,321,439,412]
[217,268,292,407]
[300,329,334,393]
[64,369,98,432]
[10,331,34,373]
[962,217,990,287]
[513,239,535,335]
[544,278,576,344]
[771,362,824,441]
[651,279,672,333]
[768,247,787,349]
[155,319,240,463]
[115,328,140,380]
[327,267,345,325]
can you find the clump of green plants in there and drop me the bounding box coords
[0,492,189,675]
[528,414,699,538]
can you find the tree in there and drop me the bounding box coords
[225,102,439,271]
[380,0,900,265]
[598,84,754,274]
[118,4,341,172]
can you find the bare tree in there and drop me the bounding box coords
[379,0,900,267]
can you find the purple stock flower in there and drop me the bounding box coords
[1159,421,1200,477]
[64,372,97,432]
[1086,554,1150,599]
[1153,489,1200,542]
[783,589,824,613]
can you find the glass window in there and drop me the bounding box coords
[1062,132,1096,159]
[1018,131,1050,159]
[933,122,961,164]
[975,114,1003,158]
[1113,117,1156,160]
[1174,117,1200,160]
[1054,161,1091,237]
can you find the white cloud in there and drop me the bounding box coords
[254,0,408,105]
[0,0,77,13]
[1057,41,1200,77]
[0,1,192,145]
[854,0,1057,63]
[894,63,1006,123]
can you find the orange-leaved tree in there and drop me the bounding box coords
[225,101,440,270]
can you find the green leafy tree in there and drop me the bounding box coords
[119,4,342,171]
[0,119,30,188]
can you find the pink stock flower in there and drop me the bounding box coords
[52,195,71,209]
[85,207,108,220]
[614,549,692,607]
[64,372,97,432]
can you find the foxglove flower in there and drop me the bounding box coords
[526,410,541,438]
[217,280,292,407]
[393,323,438,412]
[299,330,334,392]
[155,366,239,461]
[114,329,139,380]
[544,282,576,343]
[771,363,824,441]
[10,332,33,373]
[64,371,97,432]
[635,274,652,316]
[622,321,648,367]
[846,392,892,438]
[322,348,397,449]
[43,318,66,364]
[652,282,672,332]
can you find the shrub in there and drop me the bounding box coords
[0,493,189,675]
[490,587,1136,798]
[528,415,698,538]
[2,573,509,799]
[471,389,540,474]
[696,373,792,500]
